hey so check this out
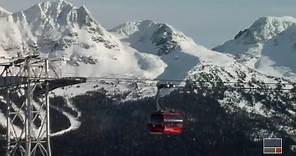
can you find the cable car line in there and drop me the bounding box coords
[84,77,296,91]
[1,76,295,91]
[85,76,295,85]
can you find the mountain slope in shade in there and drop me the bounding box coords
[214,16,296,79]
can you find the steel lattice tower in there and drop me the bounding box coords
[1,55,52,156]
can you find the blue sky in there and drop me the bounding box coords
[1,0,296,48]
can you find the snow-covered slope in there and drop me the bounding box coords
[214,16,296,79]
[111,20,189,55]
[111,20,234,80]
[0,6,10,17]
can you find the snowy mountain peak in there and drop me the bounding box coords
[233,16,296,44]
[0,6,11,17]
[111,20,190,55]
[111,19,187,41]
[111,20,172,34]
[214,16,296,79]
[78,5,91,16]
[25,0,73,16]
[20,0,96,28]
[0,0,120,56]
[40,0,74,10]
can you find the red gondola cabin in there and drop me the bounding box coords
[148,112,184,135]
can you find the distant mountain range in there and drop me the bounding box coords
[0,1,295,81]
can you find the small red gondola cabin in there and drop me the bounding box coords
[148,111,183,135]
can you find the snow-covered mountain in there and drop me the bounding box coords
[214,16,296,79]
[110,20,190,55]
[111,20,235,80]
[0,0,165,78]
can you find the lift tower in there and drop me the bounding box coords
[0,55,54,156]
